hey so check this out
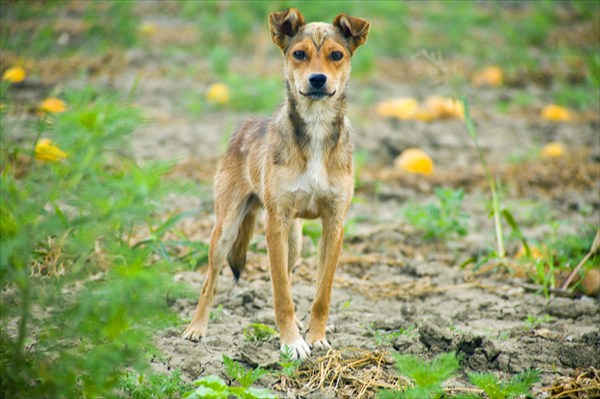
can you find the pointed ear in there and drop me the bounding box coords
[269,8,306,50]
[333,14,370,54]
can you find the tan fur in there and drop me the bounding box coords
[183,8,370,359]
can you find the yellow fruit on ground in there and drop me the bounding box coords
[580,268,600,296]
[541,104,572,122]
[139,22,157,36]
[34,138,67,162]
[39,97,67,113]
[515,245,544,260]
[424,96,464,119]
[376,98,419,120]
[206,83,230,105]
[2,66,26,83]
[540,142,565,159]
[394,148,434,175]
[472,66,504,87]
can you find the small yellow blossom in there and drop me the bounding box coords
[34,138,67,162]
[541,104,572,122]
[39,97,67,114]
[472,66,504,87]
[206,83,230,105]
[540,142,565,159]
[2,66,26,83]
[376,98,419,119]
[394,148,434,175]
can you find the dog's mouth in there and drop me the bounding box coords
[299,90,336,100]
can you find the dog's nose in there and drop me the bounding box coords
[308,73,327,90]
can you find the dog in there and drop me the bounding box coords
[183,8,370,360]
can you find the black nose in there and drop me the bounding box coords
[308,73,327,90]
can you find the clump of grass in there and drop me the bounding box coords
[404,187,469,241]
[366,324,417,347]
[243,323,278,342]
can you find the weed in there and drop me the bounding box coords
[377,352,460,399]
[278,345,302,377]
[210,304,224,322]
[404,187,469,241]
[0,87,187,397]
[118,369,191,399]
[243,323,278,342]
[185,356,274,399]
[367,324,416,347]
[524,314,552,330]
[460,369,540,399]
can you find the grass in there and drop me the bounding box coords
[404,187,469,241]
[243,323,278,342]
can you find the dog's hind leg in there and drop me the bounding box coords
[183,194,254,341]
[287,218,304,330]
[227,196,259,281]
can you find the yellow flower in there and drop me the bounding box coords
[206,83,230,105]
[472,66,504,87]
[540,142,565,159]
[541,104,572,122]
[39,97,67,114]
[376,98,419,120]
[2,66,26,83]
[515,245,544,260]
[34,138,67,162]
[394,148,434,175]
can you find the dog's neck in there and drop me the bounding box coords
[285,91,347,155]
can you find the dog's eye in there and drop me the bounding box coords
[293,50,307,61]
[330,51,344,61]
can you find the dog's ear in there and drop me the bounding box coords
[333,14,370,54]
[269,8,305,50]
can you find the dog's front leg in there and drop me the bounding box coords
[266,213,311,359]
[306,216,344,350]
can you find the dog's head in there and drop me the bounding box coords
[269,8,370,102]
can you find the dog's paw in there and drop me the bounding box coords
[182,323,207,341]
[281,338,311,360]
[308,338,331,351]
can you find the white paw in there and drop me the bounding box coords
[281,338,311,360]
[310,338,331,351]
[182,324,206,341]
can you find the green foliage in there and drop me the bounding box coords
[366,324,416,347]
[524,314,552,330]
[377,352,460,399]
[278,345,301,377]
[226,74,283,113]
[223,355,269,388]
[467,369,540,399]
[118,369,192,399]
[404,187,469,241]
[0,88,189,397]
[185,356,274,399]
[243,323,278,342]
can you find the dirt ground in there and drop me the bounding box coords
[5,4,599,398]
[114,48,600,399]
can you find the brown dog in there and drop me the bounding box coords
[183,8,370,359]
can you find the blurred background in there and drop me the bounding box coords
[1,1,599,398]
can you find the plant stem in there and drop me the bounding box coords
[461,97,505,258]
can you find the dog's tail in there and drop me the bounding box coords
[227,203,258,281]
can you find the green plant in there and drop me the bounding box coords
[366,324,416,347]
[185,356,274,399]
[243,323,278,342]
[377,352,460,399]
[524,314,552,330]
[460,369,540,399]
[0,87,187,397]
[118,369,192,399]
[404,187,469,241]
[278,345,301,377]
